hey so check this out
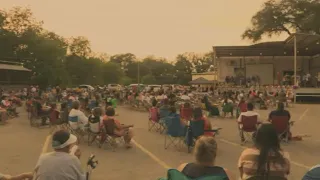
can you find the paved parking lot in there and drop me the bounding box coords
[0,104,319,180]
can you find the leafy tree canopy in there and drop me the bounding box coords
[243,0,320,42]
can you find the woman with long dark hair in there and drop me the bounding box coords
[238,124,290,179]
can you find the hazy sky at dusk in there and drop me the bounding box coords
[1,0,287,59]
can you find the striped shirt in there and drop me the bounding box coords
[238,148,290,179]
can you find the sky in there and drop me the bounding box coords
[1,0,288,60]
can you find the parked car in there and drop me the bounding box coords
[107,84,122,91]
[129,84,145,91]
[79,84,95,91]
[146,85,161,92]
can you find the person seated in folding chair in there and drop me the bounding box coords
[1,96,18,117]
[68,101,88,132]
[258,93,268,110]
[176,136,233,180]
[193,107,215,136]
[237,103,261,143]
[59,102,69,129]
[278,90,287,107]
[202,96,220,117]
[88,107,103,133]
[148,100,160,131]
[34,97,51,126]
[87,107,103,145]
[221,97,234,118]
[180,102,193,124]
[236,97,247,118]
[268,102,292,141]
[103,106,134,148]
[238,124,290,180]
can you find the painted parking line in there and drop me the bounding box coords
[219,138,311,170]
[41,135,52,155]
[298,108,309,122]
[132,139,171,169]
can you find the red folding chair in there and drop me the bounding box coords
[180,107,193,122]
[148,107,160,132]
[270,116,294,143]
[238,115,259,144]
[49,110,60,133]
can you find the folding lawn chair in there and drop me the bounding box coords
[270,116,294,143]
[29,105,43,127]
[164,114,185,150]
[222,102,234,117]
[238,115,259,144]
[246,176,287,180]
[68,116,86,143]
[49,110,61,134]
[186,120,222,153]
[180,107,193,122]
[158,169,228,180]
[99,122,125,151]
[148,107,160,132]
[159,107,170,133]
[87,128,101,146]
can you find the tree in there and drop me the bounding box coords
[120,76,133,85]
[141,74,156,84]
[242,0,320,42]
[69,36,92,57]
[175,54,193,84]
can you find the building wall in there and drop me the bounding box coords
[217,56,318,84]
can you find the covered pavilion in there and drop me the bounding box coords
[212,33,320,85]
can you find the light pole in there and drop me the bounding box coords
[137,60,140,84]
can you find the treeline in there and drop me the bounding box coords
[0,7,215,88]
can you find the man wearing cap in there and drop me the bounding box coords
[34,130,85,180]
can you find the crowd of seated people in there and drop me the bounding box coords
[160,124,293,180]
[7,85,317,180]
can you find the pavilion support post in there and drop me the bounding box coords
[294,35,297,86]
[294,35,297,104]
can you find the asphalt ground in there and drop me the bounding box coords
[0,104,318,180]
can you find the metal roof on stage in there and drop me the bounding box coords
[213,33,320,57]
[0,64,31,71]
[189,77,215,85]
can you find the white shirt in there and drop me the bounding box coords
[89,116,103,133]
[156,95,167,100]
[69,109,88,130]
[237,111,261,123]
[31,87,36,92]
[221,99,233,104]
[181,95,191,100]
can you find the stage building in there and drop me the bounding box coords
[0,61,32,87]
[212,33,320,85]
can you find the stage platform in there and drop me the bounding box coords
[295,88,320,102]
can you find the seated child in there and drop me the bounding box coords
[88,107,103,133]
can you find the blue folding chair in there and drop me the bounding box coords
[159,106,170,133]
[164,114,186,150]
[186,120,222,153]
